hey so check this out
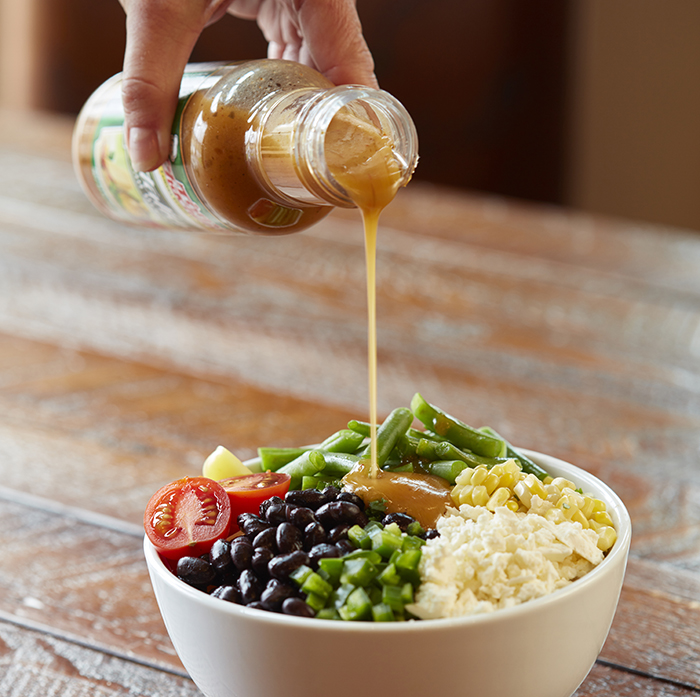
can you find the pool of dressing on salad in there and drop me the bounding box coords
[324,109,452,529]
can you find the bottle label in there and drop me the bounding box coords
[86,65,230,231]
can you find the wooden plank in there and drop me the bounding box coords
[576,662,700,696]
[0,332,358,526]
[0,497,181,672]
[0,621,198,696]
[601,557,700,689]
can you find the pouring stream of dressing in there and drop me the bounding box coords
[324,105,452,529]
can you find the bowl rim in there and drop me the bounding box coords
[144,448,631,633]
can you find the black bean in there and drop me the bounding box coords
[303,521,327,550]
[307,543,341,569]
[253,527,278,552]
[238,569,263,604]
[336,491,365,511]
[383,512,417,532]
[211,585,240,604]
[276,522,303,554]
[287,506,316,529]
[209,538,233,574]
[268,550,308,581]
[230,537,254,571]
[176,557,216,587]
[328,524,350,544]
[422,528,440,540]
[237,512,258,529]
[260,579,296,612]
[239,514,271,538]
[320,485,341,504]
[259,496,284,518]
[285,488,326,509]
[315,501,363,529]
[265,502,289,526]
[247,601,265,611]
[281,597,315,618]
[335,539,355,556]
[251,547,274,580]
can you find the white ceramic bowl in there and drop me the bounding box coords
[144,450,631,697]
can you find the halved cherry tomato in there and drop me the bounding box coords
[219,472,292,523]
[144,476,231,561]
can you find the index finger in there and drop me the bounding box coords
[120,0,225,171]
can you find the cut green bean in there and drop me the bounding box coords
[479,426,549,481]
[415,438,508,468]
[408,427,446,443]
[394,433,420,459]
[347,420,372,437]
[360,407,414,467]
[318,451,360,477]
[257,446,311,472]
[320,429,366,454]
[422,459,469,484]
[410,393,506,458]
[277,449,325,489]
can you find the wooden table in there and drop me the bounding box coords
[1,108,699,695]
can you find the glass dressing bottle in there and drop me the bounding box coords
[72,59,418,235]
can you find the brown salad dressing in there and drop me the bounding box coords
[324,108,452,530]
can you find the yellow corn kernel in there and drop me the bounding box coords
[543,475,554,485]
[471,485,489,507]
[504,459,521,476]
[489,464,505,478]
[544,507,567,524]
[551,477,577,492]
[556,496,576,520]
[498,470,518,490]
[455,468,473,487]
[524,474,547,500]
[486,487,511,511]
[513,481,532,508]
[505,498,520,512]
[545,484,562,503]
[591,498,607,514]
[596,525,617,551]
[470,466,488,486]
[561,488,585,510]
[581,496,596,519]
[457,485,474,506]
[483,472,501,496]
[593,510,614,527]
[570,508,589,528]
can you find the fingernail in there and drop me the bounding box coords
[127,126,162,172]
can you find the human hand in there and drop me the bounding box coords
[118,0,377,172]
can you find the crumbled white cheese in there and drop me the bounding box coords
[407,505,603,620]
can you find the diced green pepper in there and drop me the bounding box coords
[338,587,372,621]
[289,564,314,587]
[318,557,344,586]
[370,527,403,559]
[348,524,372,550]
[372,602,395,622]
[301,572,334,600]
[340,557,377,587]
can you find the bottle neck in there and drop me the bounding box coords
[248,86,419,209]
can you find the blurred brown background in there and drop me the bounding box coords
[1,0,699,231]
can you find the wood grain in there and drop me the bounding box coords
[2,112,700,696]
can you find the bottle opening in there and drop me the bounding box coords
[301,87,419,209]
